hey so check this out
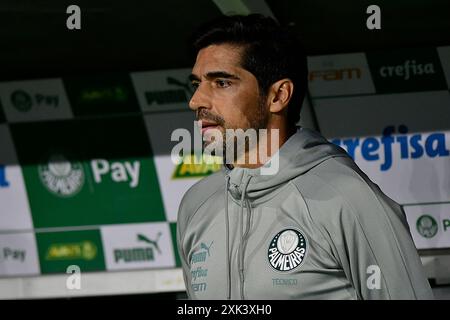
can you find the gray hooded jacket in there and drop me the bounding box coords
[177,127,433,299]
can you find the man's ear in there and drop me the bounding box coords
[267,79,294,114]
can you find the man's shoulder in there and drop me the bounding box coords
[178,170,225,225]
[292,155,369,194]
[308,156,374,194]
[292,155,399,219]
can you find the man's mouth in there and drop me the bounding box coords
[200,120,219,135]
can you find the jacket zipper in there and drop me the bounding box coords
[238,199,252,299]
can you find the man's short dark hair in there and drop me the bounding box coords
[191,14,308,126]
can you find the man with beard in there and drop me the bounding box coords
[177,14,433,300]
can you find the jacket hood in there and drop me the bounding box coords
[223,127,349,203]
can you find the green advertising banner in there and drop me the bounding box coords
[36,229,105,274]
[170,222,181,268]
[63,74,140,116]
[10,116,165,228]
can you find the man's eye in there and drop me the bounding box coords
[191,82,200,90]
[216,79,231,88]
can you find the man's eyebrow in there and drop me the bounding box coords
[189,74,200,82]
[189,71,240,82]
[205,71,240,80]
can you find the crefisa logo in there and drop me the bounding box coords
[38,154,85,197]
[268,229,307,272]
[332,125,450,171]
[379,60,436,80]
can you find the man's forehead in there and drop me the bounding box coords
[192,44,244,76]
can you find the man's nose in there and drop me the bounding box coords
[189,84,211,111]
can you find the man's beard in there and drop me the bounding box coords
[197,97,269,165]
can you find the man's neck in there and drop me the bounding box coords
[232,124,297,169]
